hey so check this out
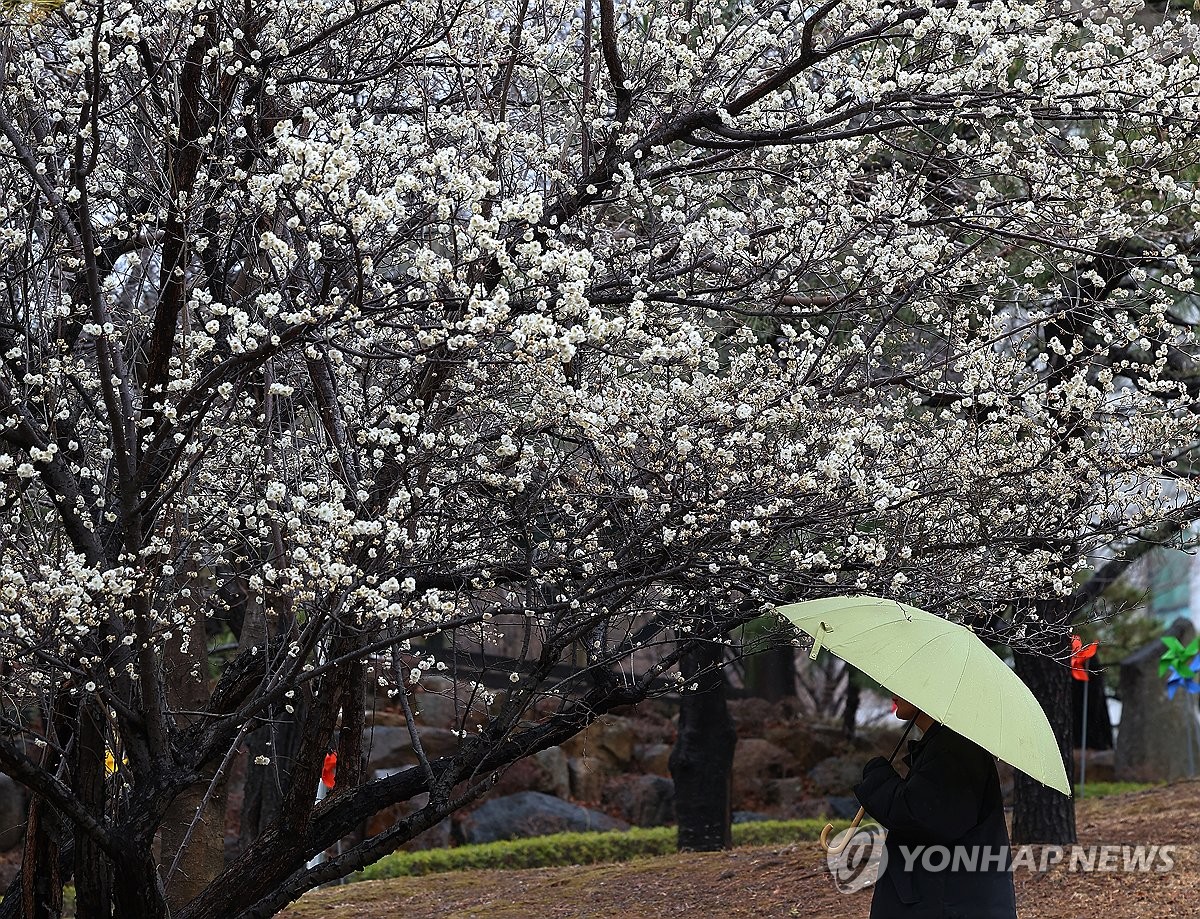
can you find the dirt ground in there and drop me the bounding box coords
[281,781,1200,919]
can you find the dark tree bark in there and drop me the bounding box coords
[72,703,110,919]
[743,644,797,702]
[1012,629,1077,845]
[21,796,63,919]
[669,639,737,851]
[842,665,861,739]
[236,705,306,856]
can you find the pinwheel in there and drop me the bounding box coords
[1160,636,1200,699]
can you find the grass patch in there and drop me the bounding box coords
[356,818,846,881]
[1075,781,1163,798]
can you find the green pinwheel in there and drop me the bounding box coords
[1159,636,1200,699]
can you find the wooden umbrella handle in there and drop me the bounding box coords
[818,715,917,854]
[820,806,865,853]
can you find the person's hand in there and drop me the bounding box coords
[861,756,893,778]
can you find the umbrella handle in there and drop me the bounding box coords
[818,716,918,854]
[820,806,865,853]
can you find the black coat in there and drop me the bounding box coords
[852,723,1018,919]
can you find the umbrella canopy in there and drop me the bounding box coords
[778,595,1071,796]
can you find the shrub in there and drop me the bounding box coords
[356,819,844,880]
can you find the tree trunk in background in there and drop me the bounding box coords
[744,645,797,702]
[670,640,737,851]
[1012,631,1077,845]
[72,701,111,919]
[160,583,223,911]
[21,796,64,919]
[842,665,861,739]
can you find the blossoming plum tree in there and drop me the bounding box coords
[2,0,1200,913]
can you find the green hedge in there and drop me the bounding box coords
[1075,781,1161,799]
[356,818,847,881]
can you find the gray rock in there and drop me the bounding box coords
[732,811,772,824]
[534,747,571,800]
[567,755,611,802]
[633,742,673,776]
[603,775,675,827]
[825,795,861,820]
[806,754,871,795]
[457,791,628,844]
[363,725,459,770]
[786,798,833,819]
[0,774,24,850]
[561,717,637,768]
[1115,617,1200,782]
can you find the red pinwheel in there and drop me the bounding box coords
[321,752,337,789]
[1070,635,1098,682]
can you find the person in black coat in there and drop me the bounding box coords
[852,696,1018,919]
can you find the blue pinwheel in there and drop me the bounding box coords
[1160,636,1200,699]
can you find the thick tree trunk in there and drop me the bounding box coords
[72,702,110,919]
[21,796,63,919]
[670,640,737,851]
[112,848,167,919]
[743,645,797,702]
[237,708,305,854]
[160,579,223,911]
[1012,633,1077,845]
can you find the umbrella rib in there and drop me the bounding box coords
[943,638,973,733]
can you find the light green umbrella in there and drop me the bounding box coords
[778,595,1071,847]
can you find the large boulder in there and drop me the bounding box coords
[491,746,571,799]
[1115,618,1200,782]
[633,742,673,776]
[561,717,638,769]
[567,755,611,803]
[456,791,628,844]
[602,775,675,827]
[363,725,460,770]
[763,722,842,772]
[1076,749,1116,785]
[410,675,489,729]
[732,738,796,809]
[726,698,780,735]
[807,754,872,795]
[364,789,452,851]
[769,776,814,811]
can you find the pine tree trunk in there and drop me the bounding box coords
[670,640,737,851]
[1012,636,1077,844]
